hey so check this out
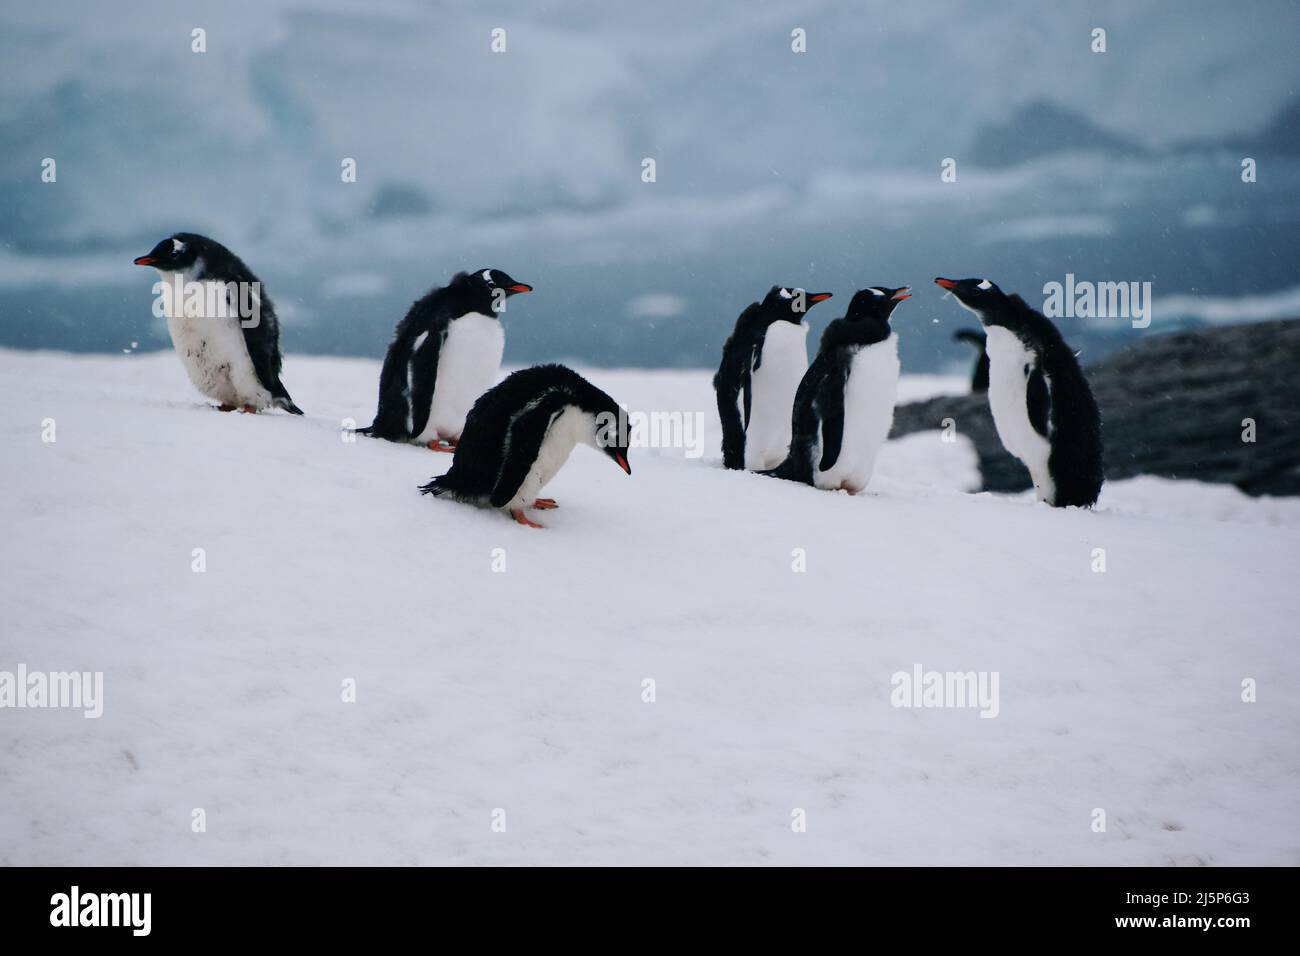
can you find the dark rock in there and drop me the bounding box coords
[891,319,1300,497]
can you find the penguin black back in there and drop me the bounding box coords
[420,364,630,508]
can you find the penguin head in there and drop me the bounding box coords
[934,277,1006,320]
[846,286,911,324]
[459,268,533,314]
[133,233,206,273]
[762,286,833,324]
[574,381,632,476]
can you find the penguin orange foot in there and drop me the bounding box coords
[427,439,457,452]
[239,405,257,414]
[533,498,558,509]
[511,509,544,529]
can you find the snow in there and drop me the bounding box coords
[2,348,1297,865]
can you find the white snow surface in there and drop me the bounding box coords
[2,349,1298,866]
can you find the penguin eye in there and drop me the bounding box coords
[171,238,185,255]
[977,279,992,291]
[481,269,494,284]
[777,288,793,300]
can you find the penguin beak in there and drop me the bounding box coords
[613,452,631,475]
[891,287,912,301]
[808,292,833,303]
[133,256,156,266]
[508,284,533,293]
[934,278,957,290]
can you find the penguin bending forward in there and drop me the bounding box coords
[133,233,303,414]
[713,286,832,470]
[935,277,1103,507]
[418,364,631,528]
[764,287,909,493]
[359,269,532,450]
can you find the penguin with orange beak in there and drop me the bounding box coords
[713,285,833,470]
[764,286,910,493]
[359,269,532,450]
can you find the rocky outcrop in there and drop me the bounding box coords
[891,319,1300,496]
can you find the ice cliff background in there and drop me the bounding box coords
[2,0,1298,370]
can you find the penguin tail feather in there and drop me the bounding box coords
[759,456,805,483]
[274,397,305,416]
[418,476,448,496]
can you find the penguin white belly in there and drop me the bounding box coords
[163,280,271,409]
[985,326,1054,502]
[504,407,594,511]
[414,313,504,442]
[744,321,808,470]
[814,336,899,493]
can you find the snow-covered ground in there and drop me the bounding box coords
[2,348,1297,866]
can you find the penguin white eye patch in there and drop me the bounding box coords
[481,269,494,283]
[868,288,884,296]
[977,279,993,290]
[778,288,794,299]
[172,238,185,254]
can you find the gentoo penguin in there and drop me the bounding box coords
[418,364,631,528]
[713,286,832,470]
[935,277,1104,507]
[953,328,990,392]
[764,286,910,493]
[133,233,303,414]
[358,269,532,450]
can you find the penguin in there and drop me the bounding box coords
[764,287,910,493]
[358,269,532,450]
[713,286,832,470]
[133,233,303,414]
[952,328,990,392]
[418,364,631,528]
[934,277,1104,507]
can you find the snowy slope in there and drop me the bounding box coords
[1,349,1297,866]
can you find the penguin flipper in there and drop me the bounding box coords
[488,391,572,509]
[714,339,751,470]
[407,320,450,439]
[1026,366,1051,439]
[366,332,416,439]
[815,362,850,473]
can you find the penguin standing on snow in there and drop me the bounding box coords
[419,364,631,528]
[764,286,910,493]
[934,277,1103,507]
[133,233,303,414]
[714,286,832,470]
[358,269,532,450]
